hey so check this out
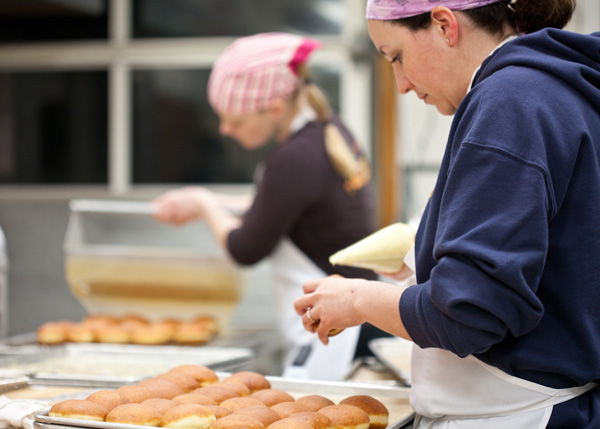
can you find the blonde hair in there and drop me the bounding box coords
[295,63,331,122]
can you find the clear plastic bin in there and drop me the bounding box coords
[63,199,244,333]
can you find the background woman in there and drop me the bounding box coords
[295,1,600,426]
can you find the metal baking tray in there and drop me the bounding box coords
[0,343,254,387]
[369,337,413,386]
[33,373,413,428]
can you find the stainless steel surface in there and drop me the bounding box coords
[0,375,31,394]
[69,200,156,216]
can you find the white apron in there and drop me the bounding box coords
[403,246,596,427]
[270,238,360,381]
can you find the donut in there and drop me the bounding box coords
[219,396,264,412]
[65,323,95,342]
[49,399,108,421]
[339,396,389,429]
[136,378,184,399]
[287,411,333,429]
[140,398,177,415]
[267,419,314,429]
[233,405,280,427]
[106,403,162,426]
[191,385,239,403]
[37,321,74,345]
[224,371,270,393]
[160,403,216,429]
[171,394,217,406]
[157,371,199,392]
[86,390,130,411]
[131,323,174,345]
[174,322,212,345]
[202,405,232,420]
[215,380,251,397]
[115,385,155,403]
[95,324,131,344]
[294,395,335,412]
[169,365,219,387]
[250,389,294,407]
[210,414,265,429]
[82,314,118,326]
[193,315,218,334]
[317,404,370,429]
[270,401,312,419]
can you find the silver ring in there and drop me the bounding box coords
[305,307,315,323]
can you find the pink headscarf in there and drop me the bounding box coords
[207,33,321,115]
[366,0,506,20]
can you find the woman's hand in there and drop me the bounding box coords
[153,187,216,226]
[377,264,415,282]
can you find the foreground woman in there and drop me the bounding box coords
[295,0,600,426]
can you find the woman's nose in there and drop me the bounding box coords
[392,65,413,94]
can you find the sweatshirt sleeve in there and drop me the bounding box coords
[400,143,550,357]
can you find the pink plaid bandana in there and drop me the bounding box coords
[366,0,506,20]
[207,33,321,115]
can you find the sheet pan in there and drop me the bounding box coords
[369,337,413,386]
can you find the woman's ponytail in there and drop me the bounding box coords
[513,0,575,34]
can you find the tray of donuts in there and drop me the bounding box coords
[34,366,414,429]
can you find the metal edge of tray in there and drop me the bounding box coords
[369,337,413,387]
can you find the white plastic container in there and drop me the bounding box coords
[63,199,244,333]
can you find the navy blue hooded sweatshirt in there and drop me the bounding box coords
[400,29,600,427]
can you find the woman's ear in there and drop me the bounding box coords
[430,6,459,46]
[267,98,287,119]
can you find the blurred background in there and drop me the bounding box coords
[0,0,598,339]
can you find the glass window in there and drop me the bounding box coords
[0,0,109,43]
[0,71,108,184]
[132,67,340,184]
[133,0,344,38]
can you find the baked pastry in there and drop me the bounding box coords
[136,378,184,399]
[169,365,219,387]
[191,385,239,403]
[219,396,264,412]
[270,401,311,419]
[215,380,251,397]
[339,396,389,429]
[49,399,108,421]
[267,419,313,429]
[171,394,217,406]
[140,398,177,415]
[294,395,335,412]
[193,315,218,334]
[95,324,131,344]
[210,414,265,429]
[86,389,130,411]
[224,371,270,393]
[65,323,95,343]
[174,321,212,345]
[157,371,199,392]
[250,389,294,407]
[160,403,216,429]
[81,314,118,326]
[317,404,370,429]
[233,405,280,427]
[130,323,174,345]
[202,405,232,420]
[36,321,74,345]
[286,411,333,429]
[106,403,162,426]
[115,385,156,403]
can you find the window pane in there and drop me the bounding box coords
[132,67,340,184]
[0,0,108,43]
[0,71,108,184]
[133,0,344,38]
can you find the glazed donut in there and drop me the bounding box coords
[157,371,199,392]
[191,385,239,403]
[140,398,177,415]
[115,385,156,403]
[65,323,96,343]
[131,323,174,345]
[294,395,335,412]
[171,394,217,406]
[169,365,219,387]
[317,404,370,429]
[36,321,74,345]
[136,378,184,399]
[192,315,218,334]
[160,403,216,429]
[339,396,389,429]
[173,322,212,345]
[210,414,265,429]
[95,324,131,344]
[270,401,312,419]
[105,403,162,426]
[250,389,294,407]
[217,380,251,397]
[224,371,270,393]
[286,411,333,429]
[86,390,130,411]
[218,396,264,412]
[233,405,280,427]
[267,419,314,429]
[202,405,232,420]
[49,399,108,422]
